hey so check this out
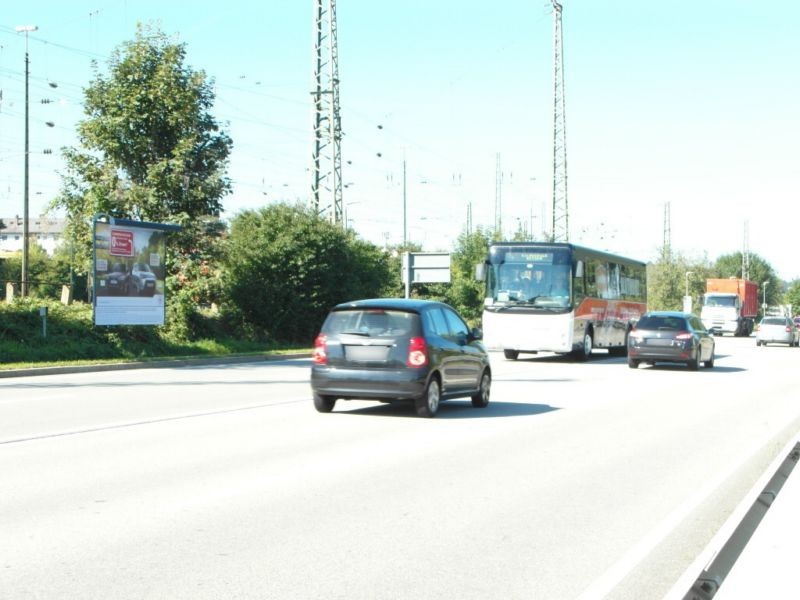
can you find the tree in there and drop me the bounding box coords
[50,22,232,277]
[713,252,779,309]
[783,280,800,316]
[222,204,394,344]
[444,227,492,324]
[646,253,713,312]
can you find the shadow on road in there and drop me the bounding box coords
[335,400,560,419]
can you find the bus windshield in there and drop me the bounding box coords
[486,246,572,308]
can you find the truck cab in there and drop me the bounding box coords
[700,278,758,337]
[701,293,740,335]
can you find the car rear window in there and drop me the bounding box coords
[636,315,687,330]
[324,309,417,336]
[761,317,787,326]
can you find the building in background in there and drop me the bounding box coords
[0,216,66,256]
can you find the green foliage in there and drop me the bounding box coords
[443,228,492,324]
[713,252,779,308]
[221,203,394,344]
[0,299,294,365]
[0,243,87,301]
[49,22,232,285]
[783,280,800,315]
[163,216,228,339]
[647,251,781,314]
[647,254,713,312]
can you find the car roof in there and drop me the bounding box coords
[641,311,692,318]
[331,298,449,312]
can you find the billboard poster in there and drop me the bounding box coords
[93,218,178,326]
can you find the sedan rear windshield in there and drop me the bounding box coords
[636,315,687,330]
[324,309,417,337]
[761,318,789,326]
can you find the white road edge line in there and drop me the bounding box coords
[577,431,790,600]
[663,432,800,600]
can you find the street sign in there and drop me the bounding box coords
[402,252,451,297]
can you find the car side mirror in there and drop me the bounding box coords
[470,327,483,341]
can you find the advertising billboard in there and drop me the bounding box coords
[93,217,179,326]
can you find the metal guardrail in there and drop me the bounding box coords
[682,441,800,599]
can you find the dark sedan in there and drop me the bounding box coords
[99,262,130,295]
[627,311,715,370]
[311,298,491,417]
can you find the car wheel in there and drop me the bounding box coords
[704,351,715,368]
[687,348,700,371]
[313,393,336,413]
[503,349,519,360]
[574,331,593,361]
[415,377,440,418]
[471,369,491,408]
[627,358,639,369]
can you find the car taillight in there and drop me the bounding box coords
[407,337,428,367]
[312,334,328,365]
[675,332,693,340]
[786,326,793,333]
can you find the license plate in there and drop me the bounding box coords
[345,345,390,362]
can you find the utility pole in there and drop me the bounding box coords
[310,0,343,225]
[742,220,750,280]
[494,153,502,237]
[16,24,38,297]
[551,1,568,242]
[403,157,407,246]
[662,201,672,262]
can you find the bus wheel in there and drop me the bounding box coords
[503,349,519,360]
[575,331,593,361]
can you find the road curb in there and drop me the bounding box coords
[0,353,311,379]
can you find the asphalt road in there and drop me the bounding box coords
[1,336,798,599]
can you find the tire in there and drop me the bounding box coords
[687,348,700,371]
[415,377,440,417]
[471,369,491,408]
[313,393,336,413]
[503,349,519,360]
[704,352,715,368]
[628,358,639,369]
[574,331,593,361]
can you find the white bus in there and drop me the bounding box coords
[477,242,647,360]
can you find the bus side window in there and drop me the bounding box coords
[607,263,621,300]
[573,262,586,303]
[585,261,598,298]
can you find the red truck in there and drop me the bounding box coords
[700,278,759,336]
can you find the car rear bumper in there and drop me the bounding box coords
[757,336,793,344]
[311,366,429,400]
[628,345,694,362]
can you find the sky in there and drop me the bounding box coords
[1,1,798,280]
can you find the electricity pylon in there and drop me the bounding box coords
[551,0,568,242]
[311,0,343,224]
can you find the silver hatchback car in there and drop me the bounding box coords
[755,316,800,347]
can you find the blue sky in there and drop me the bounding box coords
[1,1,798,279]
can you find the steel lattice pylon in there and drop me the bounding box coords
[551,0,568,242]
[311,0,343,225]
